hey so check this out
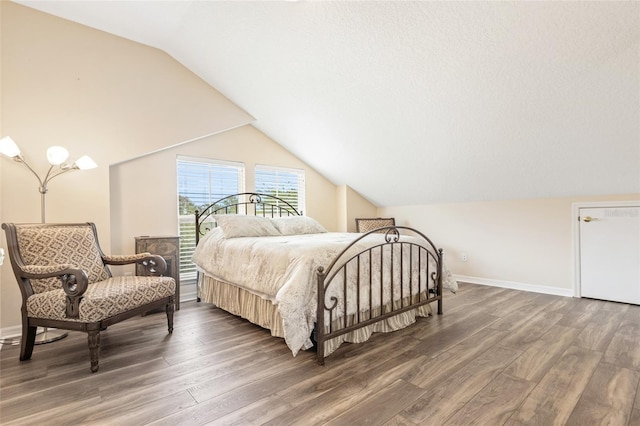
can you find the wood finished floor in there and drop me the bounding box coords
[2,282,640,425]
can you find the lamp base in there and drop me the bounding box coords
[0,335,21,346]
[34,328,68,345]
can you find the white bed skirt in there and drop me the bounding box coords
[198,274,434,357]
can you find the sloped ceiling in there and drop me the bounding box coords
[17,1,640,206]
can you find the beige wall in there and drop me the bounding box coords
[0,2,253,330]
[109,125,338,257]
[380,193,640,294]
[336,185,377,232]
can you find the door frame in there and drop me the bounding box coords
[572,200,640,298]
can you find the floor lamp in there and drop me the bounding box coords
[0,136,97,344]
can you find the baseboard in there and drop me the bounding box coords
[453,274,574,298]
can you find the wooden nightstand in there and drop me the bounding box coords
[135,236,180,310]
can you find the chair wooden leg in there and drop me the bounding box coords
[87,330,100,373]
[20,322,37,361]
[166,299,175,333]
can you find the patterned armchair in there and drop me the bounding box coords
[2,223,176,373]
[355,217,396,233]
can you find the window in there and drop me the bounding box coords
[254,165,305,214]
[177,156,244,286]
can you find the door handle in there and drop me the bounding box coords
[583,216,594,222]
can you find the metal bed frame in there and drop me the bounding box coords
[194,192,443,364]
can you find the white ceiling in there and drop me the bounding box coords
[18,1,640,206]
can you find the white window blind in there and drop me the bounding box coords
[254,165,305,214]
[177,156,245,282]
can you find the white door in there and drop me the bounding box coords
[579,206,640,304]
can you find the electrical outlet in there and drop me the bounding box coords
[461,252,468,262]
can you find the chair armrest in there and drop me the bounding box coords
[103,253,153,264]
[21,263,76,278]
[21,264,89,319]
[103,253,167,276]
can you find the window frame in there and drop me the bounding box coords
[254,164,306,215]
[176,155,245,284]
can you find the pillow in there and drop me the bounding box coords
[213,215,281,238]
[271,216,328,235]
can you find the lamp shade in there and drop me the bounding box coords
[46,146,69,166]
[0,136,21,158]
[74,155,97,170]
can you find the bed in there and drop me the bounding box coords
[193,192,457,364]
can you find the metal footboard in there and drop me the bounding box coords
[315,226,443,364]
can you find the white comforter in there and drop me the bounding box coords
[192,229,457,355]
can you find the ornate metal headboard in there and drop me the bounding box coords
[194,192,301,244]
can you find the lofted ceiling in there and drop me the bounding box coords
[17,1,640,207]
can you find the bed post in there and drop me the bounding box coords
[437,248,443,315]
[316,266,326,365]
[194,209,201,245]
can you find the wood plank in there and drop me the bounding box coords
[442,373,536,426]
[179,351,303,404]
[467,288,544,319]
[534,293,576,312]
[599,300,630,313]
[503,325,582,382]
[575,309,626,352]
[151,356,316,424]
[66,390,198,425]
[261,370,369,425]
[210,395,295,426]
[0,358,170,422]
[408,326,510,389]
[276,341,418,407]
[446,285,512,315]
[440,284,506,322]
[324,379,424,426]
[266,351,428,425]
[565,362,639,425]
[604,318,640,371]
[556,309,600,330]
[0,396,103,426]
[400,345,522,424]
[410,312,500,359]
[487,300,549,333]
[382,415,418,426]
[505,345,602,425]
[622,304,640,321]
[498,311,564,350]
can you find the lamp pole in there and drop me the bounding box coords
[12,154,49,223]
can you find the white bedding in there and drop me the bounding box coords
[192,228,457,355]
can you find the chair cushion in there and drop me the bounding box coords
[27,276,175,323]
[16,225,110,293]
